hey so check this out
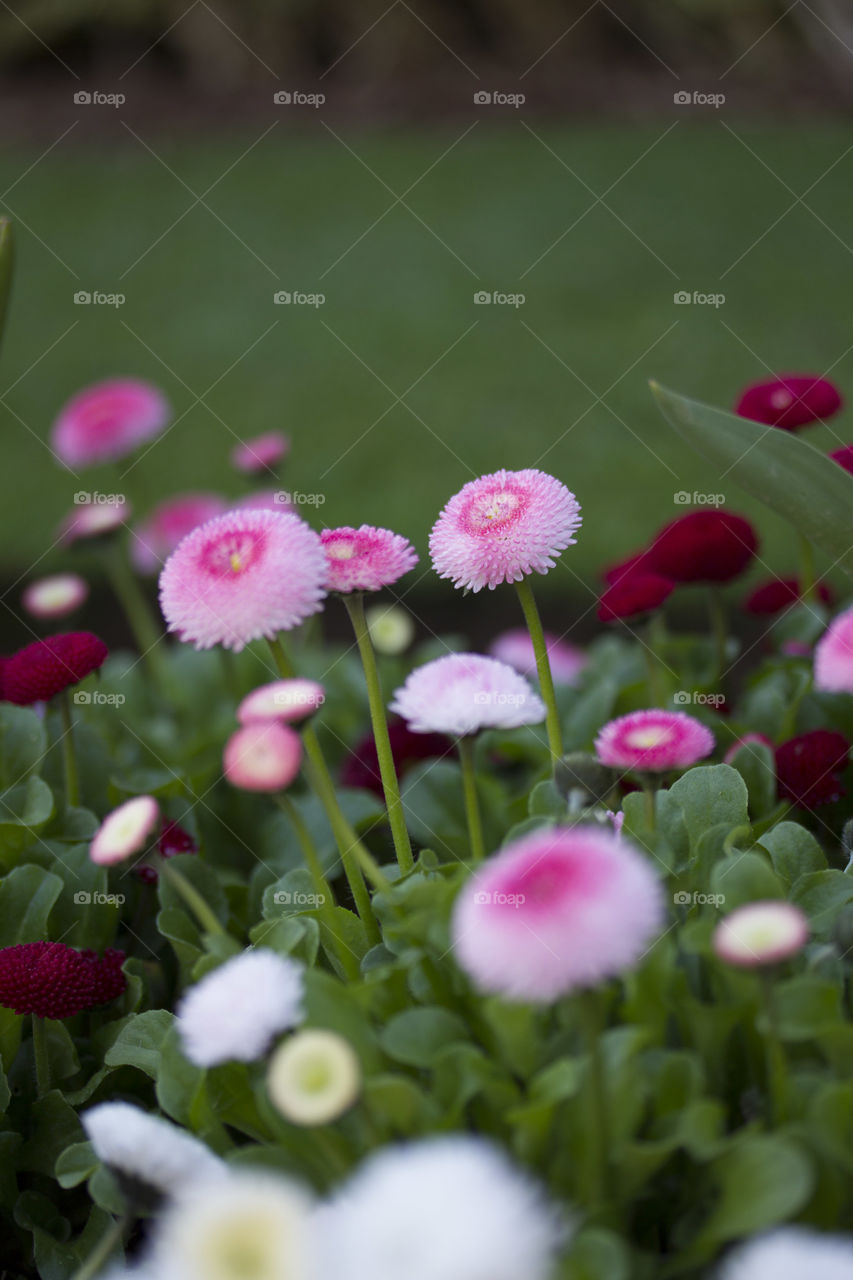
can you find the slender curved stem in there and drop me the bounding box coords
[32,1014,50,1097]
[59,690,80,807]
[514,578,563,759]
[760,973,789,1125]
[343,593,414,873]
[160,859,227,937]
[70,1212,129,1280]
[458,736,485,862]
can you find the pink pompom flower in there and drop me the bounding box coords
[159,508,327,652]
[815,605,853,694]
[430,468,582,593]
[321,525,418,593]
[735,374,842,431]
[130,493,227,574]
[237,679,325,725]
[22,574,88,621]
[452,826,665,1001]
[231,432,289,474]
[224,722,302,792]
[90,796,160,867]
[596,709,714,773]
[58,499,130,546]
[52,379,170,468]
[390,653,546,736]
[713,901,808,967]
[488,628,586,686]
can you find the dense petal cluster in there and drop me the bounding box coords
[3,631,108,705]
[390,653,546,736]
[176,949,305,1066]
[646,511,758,584]
[815,605,853,693]
[775,729,849,808]
[52,378,170,467]
[430,468,581,592]
[0,942,125,1018]
[597,572,674,622]
[735,374,843,430]
[713,902,809,967]
[452,827,664,1001]
[745,576,833,615]
[22,574,88,620]
[596,709,715,773]
[159,508,328,652]
[321,525,418,592]
[131,494,227,573]
[488,628,586,685]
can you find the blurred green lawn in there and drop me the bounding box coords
[2,118,852,607]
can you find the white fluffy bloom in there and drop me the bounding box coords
[267,1030,361,1126]
[389,653,546,736]
[149,1171,315,1280]
[718,1228,853,1279]
[83,1103,224,1197]
[176,949,305,1067]
[314,1136,566,1280]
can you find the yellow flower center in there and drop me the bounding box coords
[626,726,672,749]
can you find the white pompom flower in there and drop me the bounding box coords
[82,1103,224,1201]
[718,1227,853,1279]
[176,949,305,1067]
[267,1030,361,1126]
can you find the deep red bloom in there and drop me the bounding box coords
[830,444,853,476]
[736,375,843,430]
[645,511,758,584]
[341,719,452,797]
[776,729,850,808]
[597,572,674,622]
[137,819,198,884]
[601,550,655,586]
[3,632,108,705]
[0,942,125,1018]
[745,577,834,615]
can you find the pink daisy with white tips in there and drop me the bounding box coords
[52,378,170,468]
[90,796,159,867]
[595,709,714,773]
[237,679,325,726]
[390,652,546,737]
[430,468,581,593]
[321,525,418,593]
[713,901,809,968]
[815,605,853,694]
[223,722,303,792]
[22,574,88,620]
[130,493,227,573]
[159,508,327,652]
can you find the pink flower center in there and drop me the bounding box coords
[199,527,267,578]
[500,847,601,912]
[462,485,525,535]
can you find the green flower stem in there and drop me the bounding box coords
[275,794,360,982]
[32,1014,50,1097]
[159,859,227,938]
[514,577,563,760]
[798,531,818,605]
[105,542,169,688]
[579,989,611,1215]
[706,586,728,686]
[458,735,485,862]
[642,778,657,833]
[268,637,385,945]
[643,617,669,707]
[760,972,789,1125]
[59,689,80,808]
[70,1211,129,1280]
[342,593,414,874]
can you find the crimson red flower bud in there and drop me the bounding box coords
[0,941,125,1018]
[646,511,758,584]
[597,572,674,622]
[745,577,833,615]
[3,632,108,706]
[137,819,198,884]
[776,729,850,809]
[830,445,853,476]
[736,374,842,430]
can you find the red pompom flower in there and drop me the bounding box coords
[646,511,758,584]
[3,632,108,706]
[0,942,125,1018]
[736,375,843,430]
[597,572,674,623]
[776,729,850,809]
[745,577,833,615]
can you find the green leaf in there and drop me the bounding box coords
[45,843,116,952]
[401,760,508,861]
[668,765,749,854]
[726,742,777,820]
[0,864,63,945]
[55,1141,98,1189]
[363,1074,439,1135]
[768,974,841,1040]
[19,1091,83,1176]
[562,1227,630,1280]
[710,851,784,910]
[104,1009,173,1078]
[791,870,853,939]
[651,381,853,571]
[379,1006,469,1067]
[758,822,827,886]
[693,1134,814,1252]
[528,779,567,819]
[0,702,46,785]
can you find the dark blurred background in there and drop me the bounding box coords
[1,0,852,649]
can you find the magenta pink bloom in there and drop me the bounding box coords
[223,722,302,791]
[713,901,808,967]
[130,493,227,573]
[735,374,842,430]
[452,826,665,1001]
[488,628,586,686]
[52,379,170,468]
[58,499,131,546]
[231,432,289,474]
[159,508,327,652]
[321,525,418,593]
[430,468,581,593]
[596,709,714,773]
[390,653,546,736]
[22,574,88,620]
[815,605,853,694]
[237,679,325,725]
